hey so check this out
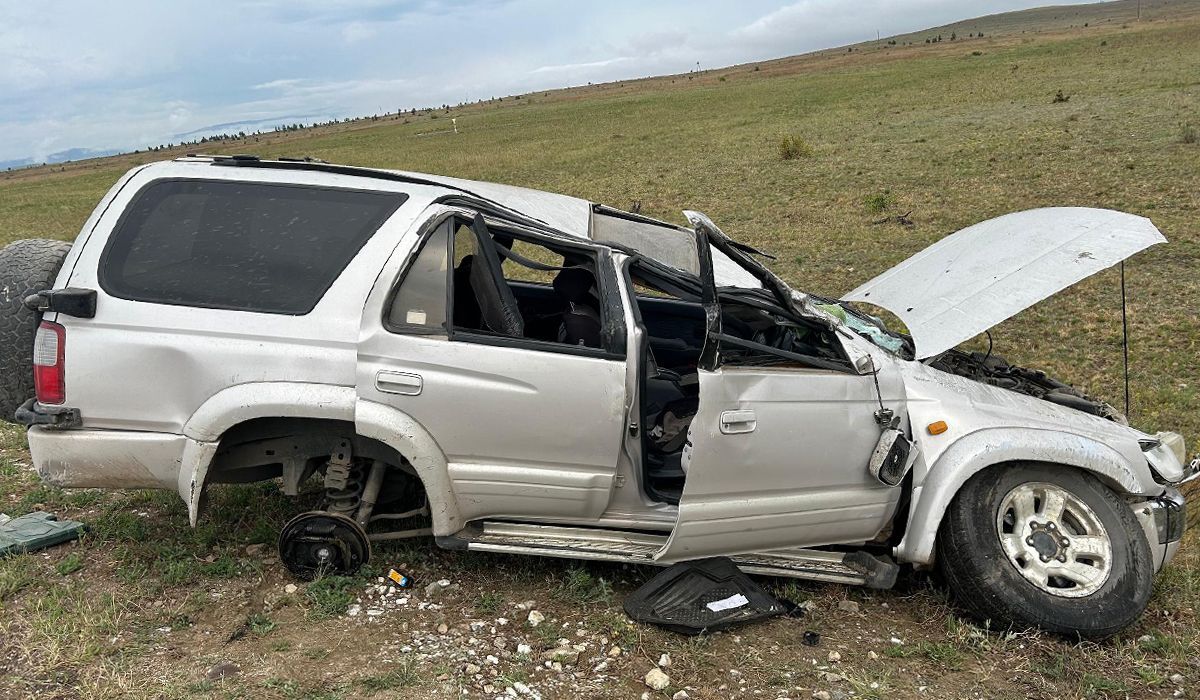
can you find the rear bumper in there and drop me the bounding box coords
[28,425,185,490]
[14,399,82,429]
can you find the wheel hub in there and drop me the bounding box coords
[996,482,1113,598]
[1027,526,1060,560]
[278,511,371,581]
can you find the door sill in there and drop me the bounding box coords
[456,521,897,588]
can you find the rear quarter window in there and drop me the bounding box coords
[100,179,407,314]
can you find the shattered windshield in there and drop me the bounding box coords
[816,300,912,357]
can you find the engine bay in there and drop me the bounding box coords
[929,349,1127,424]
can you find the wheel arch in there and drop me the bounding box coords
[894,426,1157,566]
[179,387,462,536]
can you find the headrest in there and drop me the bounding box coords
[553,267,595,303]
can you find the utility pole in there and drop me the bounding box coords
[1137,0,1142,21]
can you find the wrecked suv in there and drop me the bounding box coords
[2,155,1194,639]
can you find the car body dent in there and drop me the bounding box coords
[894,358,1161,565]
[843,207,1166,359]
[182,382,357,443]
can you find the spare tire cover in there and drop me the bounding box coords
[0,238,74,421]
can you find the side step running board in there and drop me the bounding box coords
[456,521,898,589]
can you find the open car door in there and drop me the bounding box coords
[655,213,907,563]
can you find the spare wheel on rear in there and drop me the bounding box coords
[0,238,74,421]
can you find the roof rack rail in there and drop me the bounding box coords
[205,156,561,233]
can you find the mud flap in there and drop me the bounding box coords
[623,557,787,635]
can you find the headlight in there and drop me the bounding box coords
[1156,431,1188,465]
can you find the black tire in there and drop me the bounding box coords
[0,238,74,421]
[938,463,1153,640]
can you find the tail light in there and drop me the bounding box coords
[33,321,65,405]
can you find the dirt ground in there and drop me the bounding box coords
[2,436,1198,700]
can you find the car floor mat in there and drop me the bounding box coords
[0,511,86,557]
[623,557,787,635]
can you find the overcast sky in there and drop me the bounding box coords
[0,0,1101,163]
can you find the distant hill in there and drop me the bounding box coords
[0,147,120,172]
[878,0,1198,46]
[6,0,1199,172]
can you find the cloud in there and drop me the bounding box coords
[0,0,1105,163]
[532,57,634,76]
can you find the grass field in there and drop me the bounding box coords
[2,1,1199,698]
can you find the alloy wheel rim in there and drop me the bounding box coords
[995,481,1113,598]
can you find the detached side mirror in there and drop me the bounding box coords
[869,428,915,487]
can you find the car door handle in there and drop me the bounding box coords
[376,371,422,396]
[719,409,756,434]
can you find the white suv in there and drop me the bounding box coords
[2,155,1192,639]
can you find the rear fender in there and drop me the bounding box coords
[354,399,463,536]
[895,427,1156,565]
[180,382,357,525]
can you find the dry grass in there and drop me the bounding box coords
[2,3,1200,698]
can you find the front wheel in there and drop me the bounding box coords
[938,463,1153,640]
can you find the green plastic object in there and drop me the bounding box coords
[0,511,86,557]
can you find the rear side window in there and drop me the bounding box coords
[100,179,407,314]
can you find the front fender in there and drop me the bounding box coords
[895,426,1158,565]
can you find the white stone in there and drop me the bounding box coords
[517,643,532,655]
[672,692,690,700]
[608,645,622,657]
[644,668,670,691]
[827,651,840,663]
[284,584,298,594]
[812,692,832,700]
[837,600,859,613]
[658,653,672,668]
[527,610,546,627]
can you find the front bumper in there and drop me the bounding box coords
[1134,487,1186,571]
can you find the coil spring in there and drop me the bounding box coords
[323,448,364,516]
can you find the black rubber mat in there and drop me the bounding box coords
[623,557,786,635]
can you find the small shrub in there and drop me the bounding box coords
[360,660,419,691]
[1053,89,1070,103]
[307,575,361,618]
[1181,123,1197,144]
[778,135,813,160]
[554,565,612,604]
[55,552,84,576]
[476,590,504,613]
[863,191,895,214]
[247,612,277,636]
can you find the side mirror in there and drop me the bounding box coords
[869,428,915,487]
[854,355,877,375]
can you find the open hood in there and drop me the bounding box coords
[842,207,1165,359]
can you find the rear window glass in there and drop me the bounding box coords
[101,179,406,314]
